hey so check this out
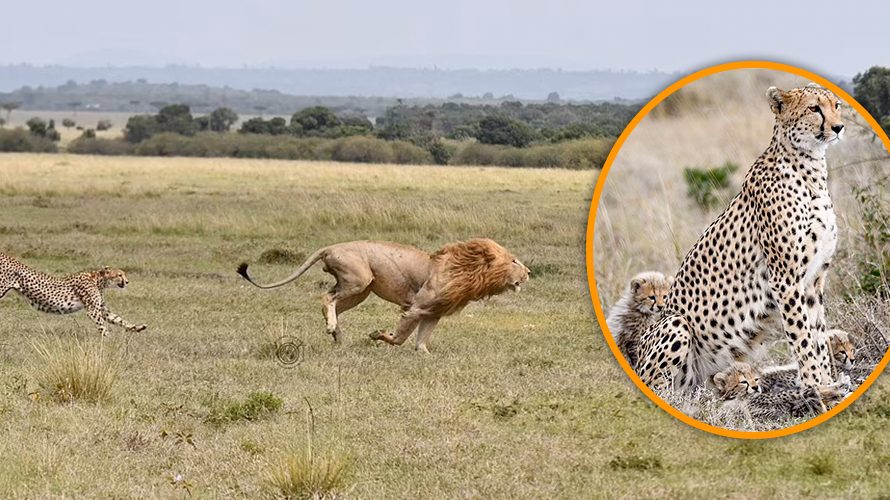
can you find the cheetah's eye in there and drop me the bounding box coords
[835,101,841,110]
[809,105,820,113]
[649,295,656,301]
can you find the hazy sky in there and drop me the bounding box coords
[3,0,888,76]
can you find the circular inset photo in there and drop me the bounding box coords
[587,62,890,437]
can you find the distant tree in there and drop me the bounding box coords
[194,116,211,131]
[82,128,96,139]
[209,107,238,132]
[62,118,76,129]
[853,66,890,132]
[156,104,196,136]
[239,117,269,134]
[482,92,494,100]
[474,115,536,147]
[267,117,288,135]
[129,100,141,108]
[547,91,561,103]
[1,102,21,123]
[149,101,167,110]
[291,106,340,133]
[45,120,61,141]
[96,119,112,131]
[124,115,158,143]
[26,117,48,137]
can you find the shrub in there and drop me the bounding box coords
[67,137,135,155]
[0,128,58,152]
[475,115,537,147]
[330,136,394,164]
[390,140,432,164]
[62,118,76,128]
[683,161,739,209]
[207,391,283,425]
[96,119,113,131]
[31,338,119,403]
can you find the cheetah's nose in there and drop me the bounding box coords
[831,124,844,134]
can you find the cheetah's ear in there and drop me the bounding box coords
[767,87,787,114]
[713,372,727,390]
[630,277,643,292]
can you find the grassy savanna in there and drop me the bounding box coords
[0,152,886,498]
[3,110,130,146]
[594,69,890,430]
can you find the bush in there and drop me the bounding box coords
[475,115,537,147]
[96,119,113,131]
[683,161,739,209]
[67,137,135,155]
[390,140,432,164]
[451,138,613,169]
[330,136,394,164]
[31,338,119,403]
[207,391,283,425]
[0,128,58,152]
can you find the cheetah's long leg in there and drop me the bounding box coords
[635,314,691,390]
[85,304,109,337]
[103,305,147,332]
[808,270,833,382]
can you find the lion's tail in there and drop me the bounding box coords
[237,247,327,289]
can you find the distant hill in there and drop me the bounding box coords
[0,64,677,101]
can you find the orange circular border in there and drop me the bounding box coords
[585,60,890,439]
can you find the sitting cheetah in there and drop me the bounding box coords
[0,252,147,336]
[605,271,674,367]
[636,83,845,396]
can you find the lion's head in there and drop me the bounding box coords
[430,238,530,316]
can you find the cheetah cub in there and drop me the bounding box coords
[606,271,674,368]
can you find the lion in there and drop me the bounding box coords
[237,238,530,352]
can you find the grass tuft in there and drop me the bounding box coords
[608,454,663,471]
[30,337,119,403]
[265,448,351,500]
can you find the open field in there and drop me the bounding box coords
[593,70,890,431]
[1,153,890,497]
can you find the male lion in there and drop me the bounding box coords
[237,238,530,352]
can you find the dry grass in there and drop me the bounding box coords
[30,335,120,403]
[0,148,889,496]
[593,69,890,431]
[265,448,352,500]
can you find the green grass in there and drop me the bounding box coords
[0,153,888,497]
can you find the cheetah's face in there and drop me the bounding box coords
[768,84,844,153]
[713,362,761,400]
[98,267,129,289]
[828,330,855,371]
[630,273,674,315]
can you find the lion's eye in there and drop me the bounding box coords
[809,105,820,113]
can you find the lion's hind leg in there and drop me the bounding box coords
[321,284,371,343]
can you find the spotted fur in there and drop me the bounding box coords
[636,84,845,394]
[606,271,674,368]
[0,252,146,336]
